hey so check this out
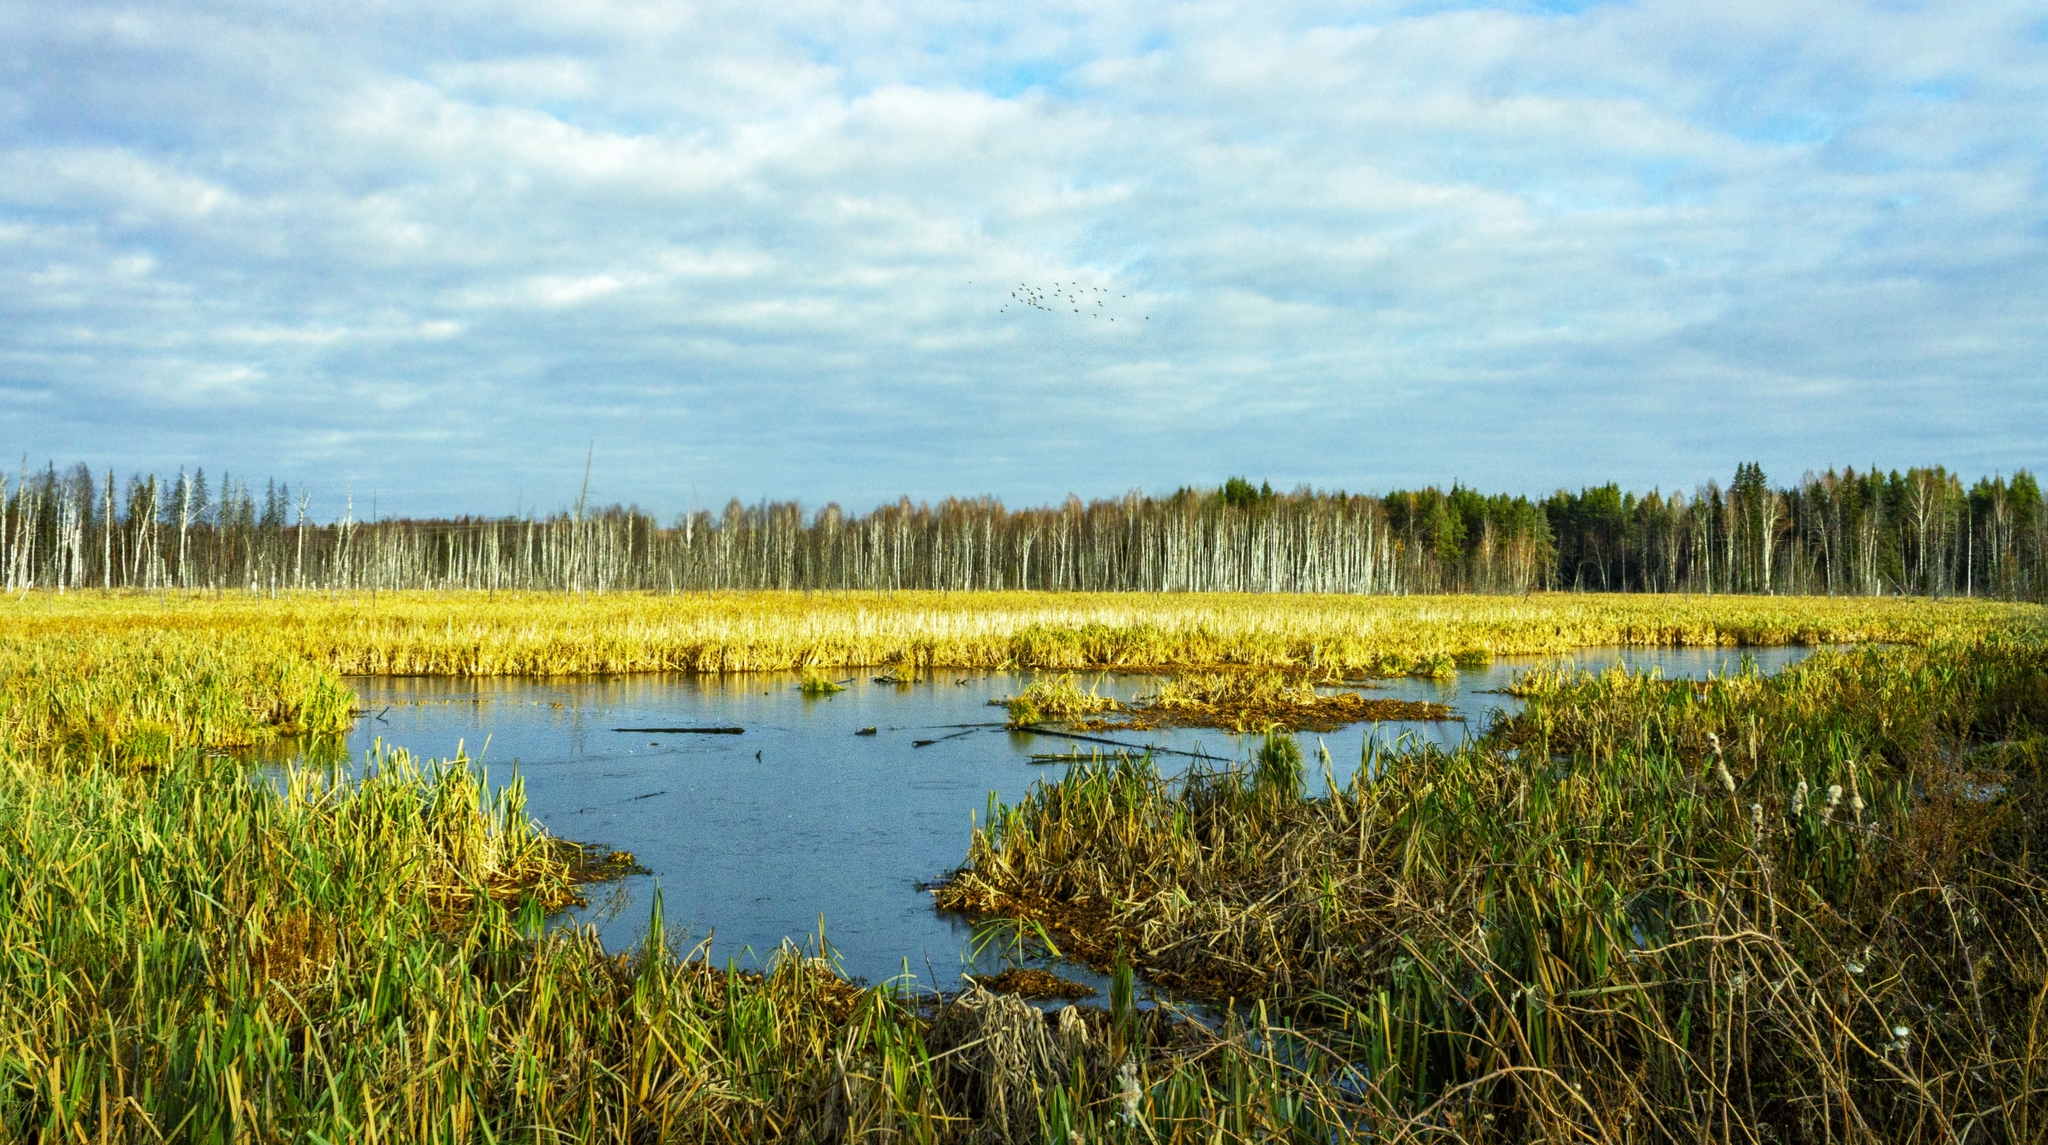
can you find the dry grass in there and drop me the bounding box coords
[0,628,354,767]
[1125,671,1452,732]
[4,588,2034,677]
[1002,671,1453,733]
[966,968,1097,1000]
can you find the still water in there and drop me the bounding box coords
[333,646,1812,993]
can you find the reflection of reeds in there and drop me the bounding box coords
[939,635,2048,1139]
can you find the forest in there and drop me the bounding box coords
[2,461,2041,598]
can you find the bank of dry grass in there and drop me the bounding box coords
[4,589,2034,677]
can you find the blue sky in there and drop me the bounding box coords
[2,0,2043,517]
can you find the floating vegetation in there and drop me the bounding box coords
[1132,671,1453,732]
[937,634,2048,1139]
[1002,671,1454,733]
[966,967,1097,1000]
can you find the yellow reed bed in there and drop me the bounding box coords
[3,589,2038,678]
[0,629,355,766]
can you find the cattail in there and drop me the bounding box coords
[1117,1059,1143,1126]
[1751,803,1764,833]
[1824,784,1843,822]
[1792,780,1808,817]
[1710,732,1737,794]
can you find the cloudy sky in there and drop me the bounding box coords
[3,0,2043,517]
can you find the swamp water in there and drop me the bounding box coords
[326,646,1812,998]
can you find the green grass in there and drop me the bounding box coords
[799,669,847,696]
[0,748,1392,1141]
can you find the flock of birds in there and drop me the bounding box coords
[997,282,1147,322]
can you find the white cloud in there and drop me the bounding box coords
[0,0,2042,513]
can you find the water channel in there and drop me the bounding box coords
[327,646,1813,997]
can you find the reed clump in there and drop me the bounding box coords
[937,635,2048,1141]
[1004,673,1122,726]
[0,629,354,767]
[1017,671,1456,733]
[799,668,847,695]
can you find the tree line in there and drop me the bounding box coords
[2,461,2041,598]
[1543,465,2045,598]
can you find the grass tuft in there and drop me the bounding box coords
[799,669,847,695]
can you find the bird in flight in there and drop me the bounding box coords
[1001,280,1144,323]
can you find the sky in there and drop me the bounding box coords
[2,0,2044,518]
